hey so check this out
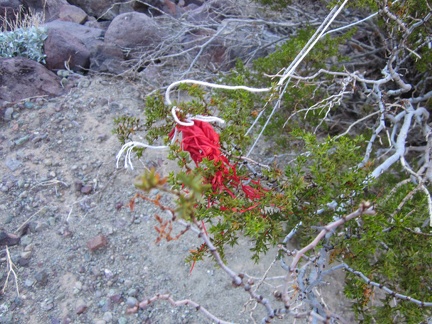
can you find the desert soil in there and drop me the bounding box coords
[0,74,353,324]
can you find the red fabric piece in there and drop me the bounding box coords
[170,120,266,202]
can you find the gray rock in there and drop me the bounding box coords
[125,296,137,308]
[104,12,162,49]
[4,107,13,121]
[5,157,21,171]
[89,43,126,74]
[35,270,49,286]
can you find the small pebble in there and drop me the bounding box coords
[81,185,92,194]
[76,304,88,315]
[41,298,54,311]
[4,107,14,121]
[24,101,34,109]
[5,157,22,171]
[35,270,49,286]
[87,234,108,252]
[43,159,52,166]
[103,312,113,322]
[15,135,30,146]
[20,251,32,259]
[127,288,138,297]
[126,297,138,308]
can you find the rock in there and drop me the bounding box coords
[109,293,122,304]
[58,4,88,24]
[125,296,137,308]
[4,107,13,121]
[40,297,54,311]
[66,0,134,20]
[5,157,21,171]
[20,250,32,259]
[86,234,108,251]
[74,180,83,192]
[0,57,63,102]
[75,299,88,314]
[17,256,30,267]
[0,231,20,246]
[14,135,30,146]
[44,28,91,72]
[102,312,112,322]
[89,43,126,74]
[104,12,162,50]
[35,270,49,286]
[127,288,138,297]
[80,185,92,194]
[44,20,104,72]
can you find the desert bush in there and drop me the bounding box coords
[0,8,46,62]
[115,0,431,322]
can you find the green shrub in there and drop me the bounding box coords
[0,26,47,63]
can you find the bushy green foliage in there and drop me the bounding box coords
[115,3,432,321]
[0,26,47,62]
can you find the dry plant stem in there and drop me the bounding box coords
[15,206,46,234]
[288,205,375,271]
[283,204,375,310]
[324,263,432,307]
[2,247,20,296]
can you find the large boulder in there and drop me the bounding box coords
[0,57,63,102]
[58,4,88,24]
[104,12,162,49]
[44,28,91,71]
[44,20,104,72]
[66,0,133,20]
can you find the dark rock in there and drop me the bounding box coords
[44,28,88,71]
[66,0,133,20]
[45,20,104,48]
[44,20,104,72]
[75,300,88,314]
[89,43,126,74]
[0,231,20,246]
[109,293,122,304]
[0,57,63,102]
[58,4,87,24]
[17,256,31,267]
[74,180,83,192]
[80,185,92,194]
[34,270,49,286]
[104,12,162,49]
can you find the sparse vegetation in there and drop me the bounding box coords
[115,0,432,322]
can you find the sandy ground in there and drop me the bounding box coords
[0,74,354,324]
